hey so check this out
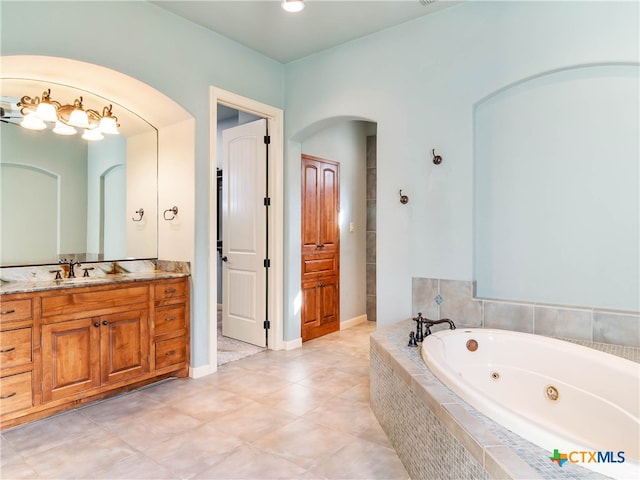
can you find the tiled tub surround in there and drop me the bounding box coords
[0,260,190,294]
[369,321,636,480]
[412,278,640,348]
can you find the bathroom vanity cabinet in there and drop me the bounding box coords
[0,276,189,429]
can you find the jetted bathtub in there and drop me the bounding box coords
[421,328,640,479]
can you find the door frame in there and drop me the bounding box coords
[208,86,284,371]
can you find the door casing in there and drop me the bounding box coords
[205,86,284,376]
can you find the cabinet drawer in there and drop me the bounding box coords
[0,328,32,369]
[41,285,149,319]
[155,304,186,336]
[0,299,32,324]
[155,336,186,369]
[0,371,33,414]
[302,253,338,278]
[155,280,187,302]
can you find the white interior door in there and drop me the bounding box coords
[221,118,267,347]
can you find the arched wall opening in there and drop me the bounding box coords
[286,116,378,342]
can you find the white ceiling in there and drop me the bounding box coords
[151,0,458,64]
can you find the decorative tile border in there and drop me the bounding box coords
[412,277,640,348]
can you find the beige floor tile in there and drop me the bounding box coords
[23,428,137,479]
[1,321,408,480]
[191,443,310,479]
[250,417,356,470]
[310,436,409,480]
[91,453,175,479]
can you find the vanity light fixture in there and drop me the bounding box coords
[281,0,305,13]
[17,89,120,140]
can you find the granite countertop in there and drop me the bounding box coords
[0,260,189,295]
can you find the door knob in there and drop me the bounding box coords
[221,256,228,262]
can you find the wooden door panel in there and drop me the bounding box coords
[301,281,319,328]
[319,164,339,251]
[319,278,339,326]
[302,163,320,253]
[100,310,149,384]
[42,318,100,402]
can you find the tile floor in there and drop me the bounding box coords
[1,322,409,479]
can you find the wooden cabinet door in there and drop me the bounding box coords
[301,155,340,257]
[42,318,100,402]
[100,309,149,384]
[301,276,339,342]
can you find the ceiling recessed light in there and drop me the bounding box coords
[281,0,305,13]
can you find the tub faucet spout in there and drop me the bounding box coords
[424,318,456,337]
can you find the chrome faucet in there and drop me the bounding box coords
[60,259,81,278]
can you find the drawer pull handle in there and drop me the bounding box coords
[0,309,16,315]
[0,392,17,400]
[0,347,16,353]
[164,288,177,294]
[165,317,176,322]
[165,350,176,356]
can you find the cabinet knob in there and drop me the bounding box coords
[0,309,16,315]
[0,392,17,400]
[165,288,177,294]
[94,322,100,327]
[102,320,109,326]
[0,346,16,353]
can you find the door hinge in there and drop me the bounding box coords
[263,320,271,330]
[263,259,271,268]
[263,197,271,206]
[264,135,271,145]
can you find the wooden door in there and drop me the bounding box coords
[41,318,101,402]
[100,309,149,384]
[221,119,268,347]
[301,154,340,341]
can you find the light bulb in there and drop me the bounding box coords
[35,102,58,122]
[53,121,77,135]
[82,128,104,141]
[68,108,90,128]
[281,0,304,13]
[99,116,119,134]
[20,112,46,130]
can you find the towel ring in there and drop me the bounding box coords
[163,206,178,221]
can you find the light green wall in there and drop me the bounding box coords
[284,1,639,326]
[0,0,284,367]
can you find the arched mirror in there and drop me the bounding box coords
[0,78,158,266]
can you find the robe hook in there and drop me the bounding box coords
[432,149,443,165]
[132,208,144,222]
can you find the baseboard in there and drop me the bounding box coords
[189,363,217,378]
[341,314,368,329]
[283,337,302,350]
